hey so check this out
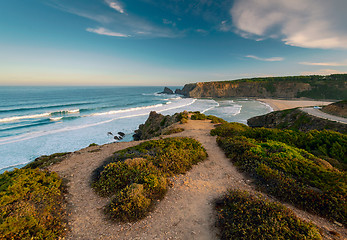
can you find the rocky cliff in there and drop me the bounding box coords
[175,74,347,100]
[133,111,181,140]
[247,108,347,133]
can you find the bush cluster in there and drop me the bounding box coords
[190,111,227,124]
[217,135,346,224]
[93,137,207,222]
[162,127,184,135]
[216,190,322,240]
[211,123,347,170]
[0,168,66,239]
[24,152,70,169]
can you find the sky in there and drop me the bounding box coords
[0,0,347,86]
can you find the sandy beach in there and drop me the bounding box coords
[257,99,334,111]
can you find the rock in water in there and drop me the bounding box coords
[160,87,174,94]
[118,132,125,137]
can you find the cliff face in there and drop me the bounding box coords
[175,74,347,100]
[247,108,347,134]
[183,81,311,98]
[133,111,180,140]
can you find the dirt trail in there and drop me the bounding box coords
[50,119,346,240]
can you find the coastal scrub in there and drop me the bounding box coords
[93,137,207,222]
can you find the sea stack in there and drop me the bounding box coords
[160,87,174,94]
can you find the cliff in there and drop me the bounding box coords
[175,74,347,100]
[247,108,347,133]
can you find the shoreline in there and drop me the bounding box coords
[257,99,334,111]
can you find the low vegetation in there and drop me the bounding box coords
[211,123,347,170]
[212,123,346,224]
[162,127,184,135]
[190,111,227,123]
[93,137,207,222]
[216,190,322,240]
[24,152,70,169]
[0,168,66,239]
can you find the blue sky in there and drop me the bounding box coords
[0,0,346,86]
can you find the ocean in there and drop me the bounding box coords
[0,86,272,173]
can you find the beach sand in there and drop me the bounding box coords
[257,99,334,111]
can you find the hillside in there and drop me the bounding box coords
[175,74,347,100]
[322,100,347,118]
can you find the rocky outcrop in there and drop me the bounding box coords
[160,87,174,94]
[175,74,347,100]
[133,111,180,140]
[247,108,347,133]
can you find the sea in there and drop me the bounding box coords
[0,86,272,173]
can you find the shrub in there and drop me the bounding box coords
[93,137,207,222]
[0,168,66,239]
[88,143,98,147]
[106,184,151,222]
[162,127,184,135]
[191,112,207,120]
[216,190,322,240]
[212,123,347,170]
[217,136,347,224]
[206,115,227,124]
[24,152,70,169]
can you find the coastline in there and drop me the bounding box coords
[257,99,334,111]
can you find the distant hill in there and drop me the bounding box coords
[175,74,347,100]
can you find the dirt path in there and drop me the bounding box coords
[301,107,347,124]
[50,119,346,240]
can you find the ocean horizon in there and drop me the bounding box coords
[0,86,272,173]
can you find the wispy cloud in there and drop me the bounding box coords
[299,61,347,67]
[231,0,347,49]
[86,27,129,37]
[105,0,125,14]
[246,55,284,62]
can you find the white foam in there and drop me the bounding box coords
[91,104,164,116]
[202,101,220,113]
[0,113,51,123]
[50,117,63,121]
[0,98,197,146]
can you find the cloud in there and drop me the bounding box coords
[231,0,347,49]
[299,61,347,67]
[163,19,176,27]
[105,0,125,14]
[246,55,284,62]
[86,27,129,37]
[301,69,347,75]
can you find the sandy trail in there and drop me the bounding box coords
[50,119,346,240]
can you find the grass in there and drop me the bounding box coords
[216,190,322,240]
[0,168,66,239]
[190,111,227,124]
[93,137,207,222]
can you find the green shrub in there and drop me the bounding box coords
[93,137,207,222]
[93,158,167,198]
[191,112,207,120]
[106,184,151,222]
[113,137,207,176]
[0,168,66,239]
[207,115,227,124]
[24,152,70,169]
[162,127,184,135]
[217,136,347,224]
[216,190,322,240]
[211,123,347,169]
[88,143,98,147]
